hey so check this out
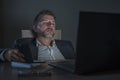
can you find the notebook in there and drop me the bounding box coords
[11,61,44,69]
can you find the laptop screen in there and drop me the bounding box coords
[75,11,120,74]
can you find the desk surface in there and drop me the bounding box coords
[1,62,120,80]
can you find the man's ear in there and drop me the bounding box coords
[33,25,37,32]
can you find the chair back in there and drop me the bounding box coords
[21,29,61,40]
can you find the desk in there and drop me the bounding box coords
[1,62,120,80]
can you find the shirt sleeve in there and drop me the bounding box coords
[0,49,7,61]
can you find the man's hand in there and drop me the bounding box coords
[4,49,25,62]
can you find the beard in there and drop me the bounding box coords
[37,29,55,40]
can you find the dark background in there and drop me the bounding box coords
[0,0,120,50]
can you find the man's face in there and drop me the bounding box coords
[35,15,56,39]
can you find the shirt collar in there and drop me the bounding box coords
[36,39,56,47]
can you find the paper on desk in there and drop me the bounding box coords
[11,62,42,69]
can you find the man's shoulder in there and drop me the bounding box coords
[55,40,72,45]
[0,49,4,53]
[55,39,72,43]
[15,38,35,45]
[16,38,34,41]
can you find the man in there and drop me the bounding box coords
[9,10,75,62]
[0,49,25,62]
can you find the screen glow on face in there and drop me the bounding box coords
[40,20,55,27]
[35,19,56,39]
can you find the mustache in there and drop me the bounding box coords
[45,28,53,31]
[36,28,55,36]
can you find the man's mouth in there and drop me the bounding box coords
[46,28,53,32]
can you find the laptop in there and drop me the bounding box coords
[75,11,120,75]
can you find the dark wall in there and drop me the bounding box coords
[0,0,3,47]
[1,0,120,50]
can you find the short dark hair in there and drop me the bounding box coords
[33,10,56,26]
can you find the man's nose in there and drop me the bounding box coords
[47,22,54,27]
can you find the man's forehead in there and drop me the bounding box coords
[41,19,55,22]
[41,15,55,20]
[38,15,55,25]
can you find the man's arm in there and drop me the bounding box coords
[0,48,25,62]
[0,49,6,61]
[0,49,4,53]
[13,38,35,62]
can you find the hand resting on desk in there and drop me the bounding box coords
[4,49,25,62]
